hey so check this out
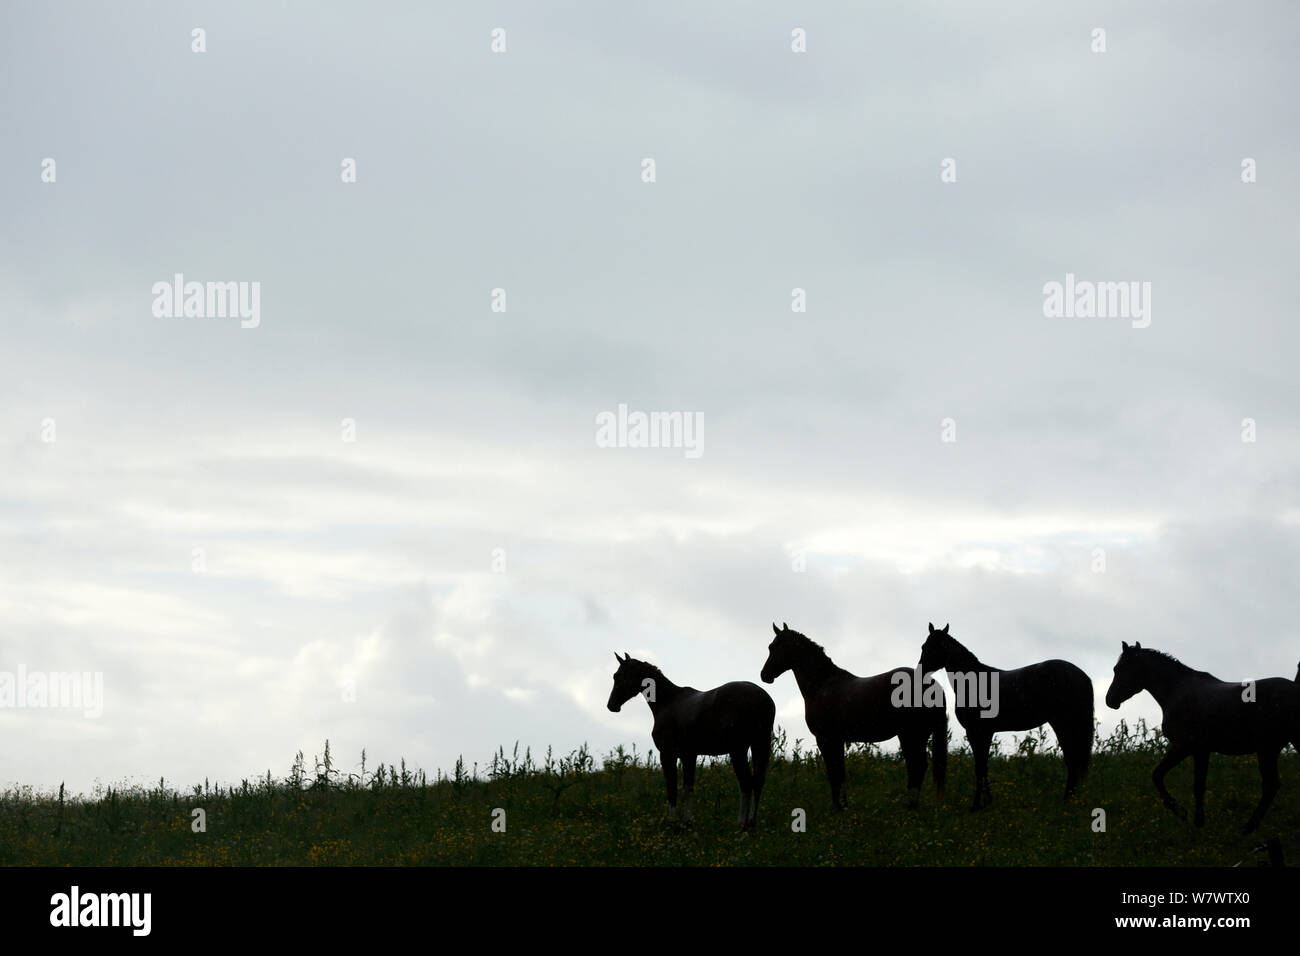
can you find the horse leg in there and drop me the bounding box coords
[681,754,697,824]
[931,710,948,803]
[661,751,679,821]
[731,749,754,828]
[1244,750,1281,834]
[1152,746,1189,820]
[750,737,771,828]
[901,733,926,809]
[970,732,991,811]
[818,736,847,810]
[1192,751,1208,827]
[1052,719,1080,800]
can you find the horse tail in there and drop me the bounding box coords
[753,698,775,788]
[1293,665,1300,751]
[1078,714,1094,779]
[753,734,771,786]
[931,705,948,797]
[1073,678,1094,779]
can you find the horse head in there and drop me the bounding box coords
[919,622,953,675]
[1105,640,1145,709]
[607,651,650,712]
[761,622,800,684]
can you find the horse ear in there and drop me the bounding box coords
[1121,641,1128,651]
[928,622,935,634]
[772,622,780,636]
[942,623,949,633]
[1134,641,1141,649]
[782,622,788,631]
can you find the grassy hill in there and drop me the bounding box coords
[2,719,1295,866]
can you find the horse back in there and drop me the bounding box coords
[1008,659,1092,698]
[1161,675,1298,754]
[653,681,774,757]
[806,667,940,743]
[953,658,1091,731]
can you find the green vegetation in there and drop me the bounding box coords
[1,722,1295,865]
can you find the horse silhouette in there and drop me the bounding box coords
[919,623,1093,810]
[760,622,947,810]
[1106,641,1300,832]
[607,652,774,828]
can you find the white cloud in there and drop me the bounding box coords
[1,1,1297,794]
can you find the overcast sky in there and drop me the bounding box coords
[2,1,1298,795]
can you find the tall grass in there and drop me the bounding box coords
[0,721,1293,865]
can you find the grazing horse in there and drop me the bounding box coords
[607,652,774,828]
[919,623,1093,810]
[1105,641,1300,832]
[760,623,947,810]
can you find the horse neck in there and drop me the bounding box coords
[1137,654,1201,707]
[790,647,844,697]
[643,671,684,716]
[945,639,991,674]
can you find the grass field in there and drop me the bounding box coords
[2,719,1295,866]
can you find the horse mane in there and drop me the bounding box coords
[623,657,679,690]
[644,661,666,681]
[628,657,665,680]
[785,630,839,668]
[941,632,986,670]
[1138,646,1218,681]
